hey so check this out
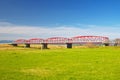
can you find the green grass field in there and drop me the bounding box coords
[0,46,120,80]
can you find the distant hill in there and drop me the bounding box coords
[0,40,13,44]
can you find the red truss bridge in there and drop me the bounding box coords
[12,36,109,49]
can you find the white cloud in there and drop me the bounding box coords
[0,22,120,40]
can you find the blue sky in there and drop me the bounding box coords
[0,0,120,40]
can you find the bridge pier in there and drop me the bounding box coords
[25,44,30,48]
[12,44,18,47]
[114,43,118,46]
[103,43,109,46]
[42,43,48,49]
[66,43,72,48]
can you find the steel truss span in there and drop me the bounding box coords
[13,36,109,44]
[13,39,26,44]
[26,38,44,44]
[71,36,109,44]
[45,37,69,44]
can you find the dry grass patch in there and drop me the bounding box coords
[0,44,27,50]
[48,45,66,49]
[21,68,54,77]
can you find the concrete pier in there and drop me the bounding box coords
[104,43,109,46]
[42,43,48,49]
[66,43,72,48]
[12,44,18,47]
[25,44,30,48]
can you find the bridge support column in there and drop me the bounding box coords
[12,44,18,47]
[114,43,118,46]
[66,43,72,48]
[104,43,109,46]
[42,43,48,49]
[25,44,30,48]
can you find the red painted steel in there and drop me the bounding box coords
[27,38,44,44]
[13,39,26,44]
[71,36,109,43]
[13,36,109,44]
[45,37,69,44]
